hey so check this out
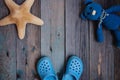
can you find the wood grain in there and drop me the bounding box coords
[0,0,16,80]
[0,0,120,80]
[41,0,65,78]
[89,0,115,80]
[25,0,41,80]
[114,1,120,80]
[65,0,90,80]
[14,0,27,80]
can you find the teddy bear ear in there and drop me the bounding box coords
[84,0,93,5]
[80,13,86,20]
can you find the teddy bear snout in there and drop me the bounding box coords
[92,10,96,16]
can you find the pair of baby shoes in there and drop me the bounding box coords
[37,56,83,80]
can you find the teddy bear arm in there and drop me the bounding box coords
[106,5,120,13]
[80,13,86,20]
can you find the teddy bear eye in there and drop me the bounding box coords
[87,12,90,15]
[89,7,93,10]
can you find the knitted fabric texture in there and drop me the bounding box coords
[81,0,120,47]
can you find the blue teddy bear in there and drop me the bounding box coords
[81,0,120,48]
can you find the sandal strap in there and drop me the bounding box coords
[62,73,78,80]
[43,73,58,80]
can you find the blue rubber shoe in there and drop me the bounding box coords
[37,57,58,80]
[62,56,83,80]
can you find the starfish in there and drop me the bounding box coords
[0,0,44,39]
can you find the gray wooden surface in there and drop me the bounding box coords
[0,0,120,80]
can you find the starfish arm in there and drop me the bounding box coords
[5,0,19,10]
[0,16,15,26]
[16,22,27,39]
[21,0,35,11]
[28,14,44,26]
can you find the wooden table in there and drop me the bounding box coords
[0,0,120,80]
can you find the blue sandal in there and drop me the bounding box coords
[62,56,83,80]
[37,57,58,80]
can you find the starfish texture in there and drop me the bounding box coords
[0,0,44,39]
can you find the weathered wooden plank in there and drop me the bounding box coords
[89,21,104,80]
[90,0,114,80]
[114,48,120,80]
[114,0,120,80]
[0,0,16,80]
[16,39,26,80]
[14,0,27,79]
[25,0,41,80]
[102,1,114,80]
[13,0,29,80]
[65,0,90,80]
[41,0,65,77]
[0,0,120,80]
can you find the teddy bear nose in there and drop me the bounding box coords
[92,10,96,16]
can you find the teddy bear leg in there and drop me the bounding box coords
[113,29,120,48]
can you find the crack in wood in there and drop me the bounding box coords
[32,46,36,52]
[22,47,26,52]
[50,46,53,53]
[6,51,9,57]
